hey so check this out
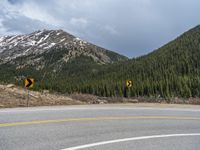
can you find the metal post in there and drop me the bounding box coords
[27,88,29,107]
[124,86,127,98]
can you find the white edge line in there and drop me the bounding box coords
[61,133,200,150]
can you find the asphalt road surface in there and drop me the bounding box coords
[0,104,200,150]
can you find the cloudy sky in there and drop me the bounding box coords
[0,0,200,57]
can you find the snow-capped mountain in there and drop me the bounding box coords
[0,29,127,68]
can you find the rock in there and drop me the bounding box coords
[42,90,49,95]
[6,84,15,88]
[29,93,39,99]
[96,99,108,104]
[0,85,5,90]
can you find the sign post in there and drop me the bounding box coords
[27,89,29,107]
[24,78,34,107]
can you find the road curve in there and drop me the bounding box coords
[0,104,200,150]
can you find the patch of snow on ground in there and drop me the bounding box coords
[13,42,18,47]
[35,31,43,36]
[23,48,31,54]
[27,40,37,46]
[8,45,13,49]
[7,36,17,43]
[12,53,24,59]
[43,43,56,49]
[60,38,66,42]
[39,43,47,47]
[75,37,81,41]
[37,37,44,44]
[0,37,5,43]
[43,33,50,41]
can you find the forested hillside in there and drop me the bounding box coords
[45,25,200,99]
[91,25,200,98]
[1,25,200,99]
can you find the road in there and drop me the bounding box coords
[0,104,200,150]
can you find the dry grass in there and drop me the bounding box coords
[0,84,83,108]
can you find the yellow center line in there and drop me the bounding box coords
[0,116,200,128]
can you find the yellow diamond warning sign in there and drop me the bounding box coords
[126,80,132,88]
[25,78,34,88]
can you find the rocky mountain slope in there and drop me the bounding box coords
[0,29,127,69]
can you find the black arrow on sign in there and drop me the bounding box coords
[26,78,33,88]
[127,81,132,87]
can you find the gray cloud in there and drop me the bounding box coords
[0,0,200,57]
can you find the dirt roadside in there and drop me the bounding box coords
[0,84,84,108]
[0,84,200,108]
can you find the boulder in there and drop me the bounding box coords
[6,84,15,88]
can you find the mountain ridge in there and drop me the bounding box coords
[0,29,127,66]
